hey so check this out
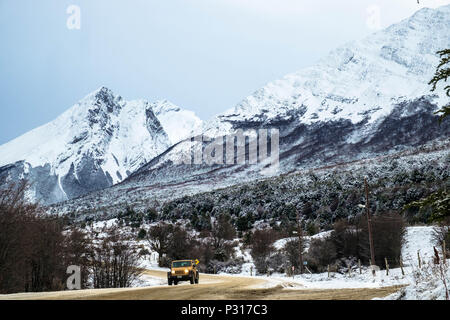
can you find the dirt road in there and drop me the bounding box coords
[0,269,402,300]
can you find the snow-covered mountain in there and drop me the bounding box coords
[151,100,203,145]
[2,5,450,210]
[44,5,450,219]
[204,5,450,136]
[0,87,202,204]
[120,5,450,186]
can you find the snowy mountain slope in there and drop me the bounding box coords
[151,100,203,145]
[44,5,450,216]
[0,87,201,204]
[203,5,450,136]
[2,5,450,208]
[47,134,450,222]
[113,5,450,188]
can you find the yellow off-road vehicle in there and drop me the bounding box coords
[167,260,199,285]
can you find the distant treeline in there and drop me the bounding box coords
[103,153,448,237]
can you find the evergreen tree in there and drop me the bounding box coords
[404,189,450,223]
[429,49,450,122]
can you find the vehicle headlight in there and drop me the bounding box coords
[171,270,175,274]
[184,269,188,273]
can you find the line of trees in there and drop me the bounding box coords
[145,213,239,273]
[306,213,405,272]
[0,181,142,294]
[0,182,77,293]
[238,212,406,275]
[142,209,407,276]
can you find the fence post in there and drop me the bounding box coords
[417,250,422,269]
[385,257,389,276]
[327,265,330,278]
[399,258,405,276]
[358,259,362,274]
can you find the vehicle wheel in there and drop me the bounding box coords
[168,279,173,286]
[195,276,199,284]
[174,280,178,285]
[190,274,195,284]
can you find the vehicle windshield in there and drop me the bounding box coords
[172,261,192,268]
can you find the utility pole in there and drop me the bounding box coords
[296,209,304,274]
[364,178,376,276]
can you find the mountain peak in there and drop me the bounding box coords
[149,100,202,144]
[400,4,449,28]
[86,86,116,100]
[78,86,118,103]
[0,86,203,204]
[415,4,450,15]
[76,86,124,117]
[151,99,181,115]
[204,3,450,132]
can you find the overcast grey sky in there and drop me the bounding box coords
[1,0,449,144]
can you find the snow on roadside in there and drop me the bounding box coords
[133,274,167,287]
[273,230,333,251]
[246,266,410,290]
[217,226,448,299]
[134,225,449,299]
[401,226,436,265]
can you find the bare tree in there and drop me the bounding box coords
[284,237,306,273]
[209,213,237,261]
[432,222,450,257]
[358,212,406,268]
[306,238,337,273]
[250,228,277,274]
[63,228,91,288]
[0,181,89,293]
[87,226,142,288]
[166,224,193,262]
[146,222,173,267]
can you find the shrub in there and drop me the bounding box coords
[330,220,360,259]
[432,223,450,256]
[209,213,237,261]
[306,238,337,273]
[358,212,406,268]
[206,258,244,274]
[283,238,306,272]
[146,222,174,266]
[137,228,147,240]
[146,208,158,222]
[87,226,142,288]
[249,228,277,274]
